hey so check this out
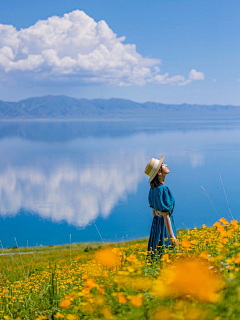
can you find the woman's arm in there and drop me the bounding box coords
[159,211,178,246]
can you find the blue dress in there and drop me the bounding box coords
[147,185,177,258]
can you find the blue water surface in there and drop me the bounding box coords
[0,119,239,248]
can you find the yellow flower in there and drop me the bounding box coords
[59,299,71,309]
[100,307,113,319]
[162,253,169,261]
[113,275,152,291]
[191,240,198,245]
[234,242,240,247]
[82,303,94,314]
[228,266,235,271]
[127,266,135,273]
[184,306,211,320]
[151,307,174,320]
[66,315,79,320]
[151,257,225,302]
[94,294,105,306]
[54,313,64,319]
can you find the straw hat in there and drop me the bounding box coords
[145,156,164,183]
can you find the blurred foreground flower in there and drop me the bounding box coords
[129,294,143,307]
[59,299,71,309]
[151,257,225,302]
[95,247,120,269]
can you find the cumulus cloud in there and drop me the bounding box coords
[151,68,205,86]
[189,69,205,80]
[0,10,204,87]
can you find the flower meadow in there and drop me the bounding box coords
[1,218,240,319]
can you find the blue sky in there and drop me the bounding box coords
[0,0,239,105]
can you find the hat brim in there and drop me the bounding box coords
[148,155,164,183]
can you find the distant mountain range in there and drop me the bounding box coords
[0,95,240,119]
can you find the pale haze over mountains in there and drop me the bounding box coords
[0,95,240,119]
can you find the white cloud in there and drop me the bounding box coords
[0,10,204,87]
[189,69,205,80]
[212,79,216,82]
[152,73,186,85]
[151,69,204,86]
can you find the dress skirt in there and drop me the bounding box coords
[147,214,177,259]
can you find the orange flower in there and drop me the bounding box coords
[219,217,229,225]
[59,299,71,309]
[234,253,240,265]
[220,238,229,245]
[129,295,143,307]
[82,274,88,280]
[214,221,223,228]
[95,248,120,269]
[231,220,239,226]
[98,288,105,295]
[112,292,127,304]
[84,278,97,290]
[181,239,191,248]
[151,257,225,303]
[217,228,227,236]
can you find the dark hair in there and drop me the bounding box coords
[150,167,162,189]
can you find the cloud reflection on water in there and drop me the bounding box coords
[0,150,146,227]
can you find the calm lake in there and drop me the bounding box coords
[0,119,240,248]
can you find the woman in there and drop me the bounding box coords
[144,156,178,259]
